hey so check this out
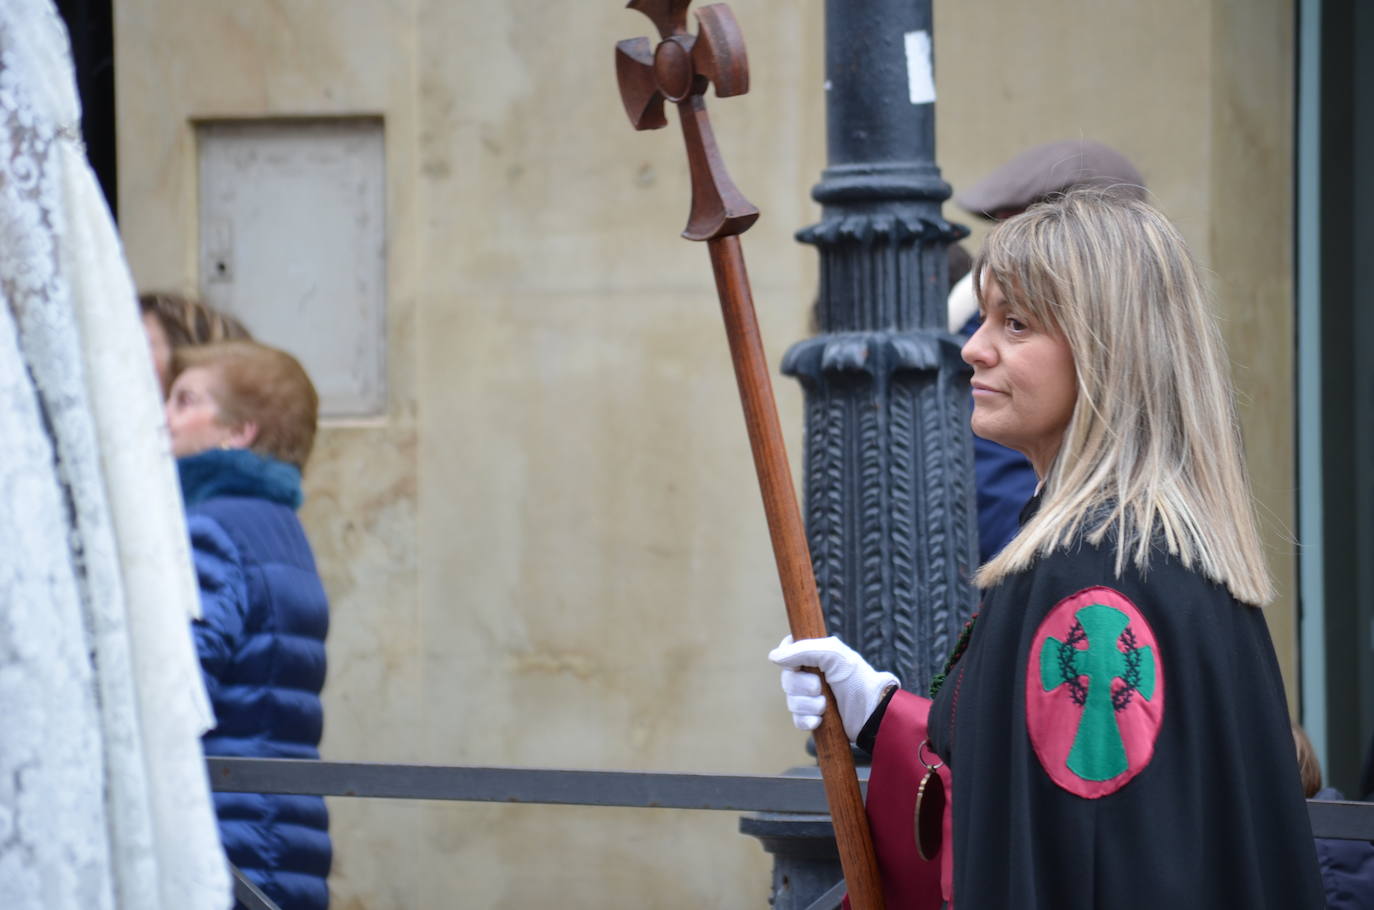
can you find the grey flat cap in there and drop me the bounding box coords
[955,139,1146,218]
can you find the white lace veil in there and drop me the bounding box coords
[0,3,230,908]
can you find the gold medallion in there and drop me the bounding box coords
[914,739,945,861]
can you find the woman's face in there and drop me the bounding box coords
[165,366,242,458]
[142,311,172,397]
[961,277,1078,478]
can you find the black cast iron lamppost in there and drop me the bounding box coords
[741,1,978,905]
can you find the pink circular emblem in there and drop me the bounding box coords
[1025,586,1165,798]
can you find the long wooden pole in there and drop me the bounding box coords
[707,236,886,908]
[616,5,885,903]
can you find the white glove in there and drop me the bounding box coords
[769,635,899,743]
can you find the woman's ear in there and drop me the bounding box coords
[225,420,259,450]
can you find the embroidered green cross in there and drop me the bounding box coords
[1039,604,1156,781]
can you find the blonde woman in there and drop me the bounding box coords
[772,191,1324,909]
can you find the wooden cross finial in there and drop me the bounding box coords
[612,6,888,906]
[615,2,758,240]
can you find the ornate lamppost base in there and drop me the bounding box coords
[740,763,869,909]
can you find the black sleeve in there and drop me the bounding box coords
[856,685,898,756]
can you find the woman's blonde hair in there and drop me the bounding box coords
[972,189,1274,605]
[139,292,251,348]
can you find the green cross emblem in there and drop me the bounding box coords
[1039,604,1157,781]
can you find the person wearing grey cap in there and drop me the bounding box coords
[955,138,1147,221]
[950,139,1146,565]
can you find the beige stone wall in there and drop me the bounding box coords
[1208,0,1299,697]
[118,2,822,906]
[115,0,1296,906]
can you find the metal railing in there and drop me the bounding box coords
[212,757,1374,910]
[229,865,279,910]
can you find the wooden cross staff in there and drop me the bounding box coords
[615,3,885,906]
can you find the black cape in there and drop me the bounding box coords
[916,536,1324,909]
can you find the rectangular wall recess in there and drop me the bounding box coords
[198,117,387,418]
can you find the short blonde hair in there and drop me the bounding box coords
[176,341,318,470]
[972,190,1274,605]
[139,292,251,348]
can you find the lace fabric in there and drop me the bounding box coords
[0,3,229,908]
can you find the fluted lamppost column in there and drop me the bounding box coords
[741,1,978,905]
[789,0,976,698]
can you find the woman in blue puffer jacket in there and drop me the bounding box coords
[165,340,331,910]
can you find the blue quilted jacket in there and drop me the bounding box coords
[181,449,331,910]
